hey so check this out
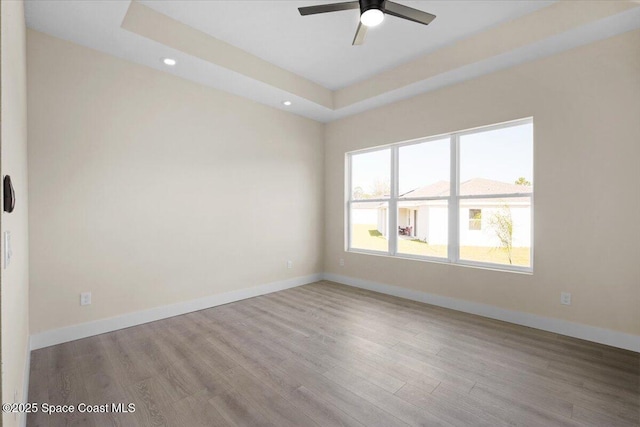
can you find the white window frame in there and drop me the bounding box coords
[345,118,534,273]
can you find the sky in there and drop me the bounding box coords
[351,122,533,196]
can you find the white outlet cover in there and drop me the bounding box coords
[287,260,293,269]
[339,258,345,266]
[560,292,571,305]
[80,292,92,306]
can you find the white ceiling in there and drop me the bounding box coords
[24,1,640,122]
[138,0,554,90]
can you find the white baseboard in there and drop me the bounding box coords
[30,273,322,350]
[28,271,639,353]
[323,273,640,353]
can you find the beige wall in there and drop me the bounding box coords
[24,23,640,343]
[1,0,30,425]
[325,30,640,335]
[27,30,324,334]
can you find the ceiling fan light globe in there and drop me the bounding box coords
[361,8,384,27]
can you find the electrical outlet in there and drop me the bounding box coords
[80,292,92,306]
[287,260,293,269]
[560,292,571,306]
[339,258,345,267]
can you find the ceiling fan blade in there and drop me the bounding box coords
[352,21,368,45]
[298,1,359,16]
[383,1,436,25]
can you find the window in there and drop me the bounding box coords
[348,149,390,252]
[346,118,533,272]
[469,209,482,230]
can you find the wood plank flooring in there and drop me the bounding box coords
[27,281,640,427]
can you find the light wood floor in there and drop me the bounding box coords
[28,281,639,427]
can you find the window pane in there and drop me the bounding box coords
[468,209,482,230]
[350,202,389,252]
[459,198,531,267]
[351,149,390,200]
[460,122,533,196]
[399,138,450,197]
[397,200,448,258]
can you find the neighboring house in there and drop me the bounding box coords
[372,178,532,248]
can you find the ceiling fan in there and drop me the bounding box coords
[298,0,436,46]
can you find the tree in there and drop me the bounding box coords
[515,177,531,186]
[352,186,365,199]
[369,178,390,198]
[489,205,514,264]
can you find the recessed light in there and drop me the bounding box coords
[162,58,177,66]
[282,101,292,106]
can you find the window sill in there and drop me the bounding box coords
[346,249,533,275]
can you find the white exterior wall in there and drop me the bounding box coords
[377,207,388,237]
[424,206,449,245]
[460,205,531,248]
[380,203,530,247]
[510,206,531,247]
[416,206,430,241]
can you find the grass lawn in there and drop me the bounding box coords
[351,224,530,267]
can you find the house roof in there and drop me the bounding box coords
[401,178,533,198]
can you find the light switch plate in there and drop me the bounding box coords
[3,231,12,269]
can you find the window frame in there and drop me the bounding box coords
[346,118,534,273]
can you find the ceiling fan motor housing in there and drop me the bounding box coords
[359,0,385,13]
